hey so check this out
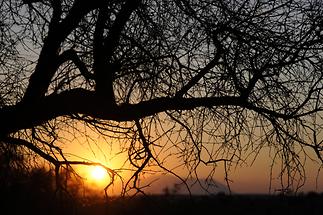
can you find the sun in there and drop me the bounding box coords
[89,166,107,181]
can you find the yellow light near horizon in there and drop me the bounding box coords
[90,166,107,181]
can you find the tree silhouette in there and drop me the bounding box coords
[0,0,322,194]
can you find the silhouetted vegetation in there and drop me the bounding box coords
[0,162,80,214]
[0,0,323,198]
[1,155,322,215]
[3,176,323,215]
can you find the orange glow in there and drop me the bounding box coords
[89,166,108,182]
[60,125,323,195]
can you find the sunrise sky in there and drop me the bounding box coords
[62,130,323,195]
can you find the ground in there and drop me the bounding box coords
[1,188,323,215]
[79,194,323,215]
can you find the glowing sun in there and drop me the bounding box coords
[90,166,107,181]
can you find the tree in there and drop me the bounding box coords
[0,0,322,195]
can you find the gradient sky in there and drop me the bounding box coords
[62,129,323,195]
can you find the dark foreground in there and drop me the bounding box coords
[2,193,323,215]
[82,194,323,215]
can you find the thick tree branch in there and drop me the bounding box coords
[1,89,242,135]
[94,0,141,100]
[58,49,94,81]
[0,87,298,137]
[175,56,220,98]
[23,0,102,102]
